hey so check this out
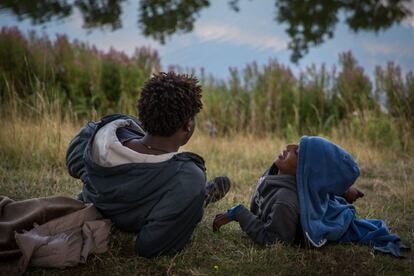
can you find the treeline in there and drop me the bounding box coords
[198,56,414,148]
[0,27,160,115]
[1,27,413,149]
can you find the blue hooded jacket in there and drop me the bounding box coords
[297,136,404,257]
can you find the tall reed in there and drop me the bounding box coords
[1,27,413,151]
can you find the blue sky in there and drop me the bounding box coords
[1,0,414,81]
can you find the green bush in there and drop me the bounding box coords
[0,27,412,149]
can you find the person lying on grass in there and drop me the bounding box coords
[66,72,230,258]
[213,136,408,257]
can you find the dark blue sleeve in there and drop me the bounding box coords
[135,162,206,258]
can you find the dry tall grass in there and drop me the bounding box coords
[1,109,413,275]
[1,26,413,275]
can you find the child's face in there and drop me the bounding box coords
[274,144,298,176]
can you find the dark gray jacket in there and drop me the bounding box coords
[234,165,301,245]
[66,114,206,258]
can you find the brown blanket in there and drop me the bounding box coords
[0,196,111,274]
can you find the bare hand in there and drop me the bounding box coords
[343,187,364,203]
[213,213,231,232]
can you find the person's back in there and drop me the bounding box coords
[82,118,206,258]
[67,72,220,258]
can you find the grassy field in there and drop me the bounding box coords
[0,115,413,275]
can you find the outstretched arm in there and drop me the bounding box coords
[213,202,298,245]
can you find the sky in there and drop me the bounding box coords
[1,0,414,81]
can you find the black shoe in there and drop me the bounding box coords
[204,176,231,207]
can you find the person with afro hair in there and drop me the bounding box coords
[135,71,202,151]
[66,72,230,258]
[138,71,202,138]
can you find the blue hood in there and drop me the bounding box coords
[296,136,360,246]
[296,136,404,257]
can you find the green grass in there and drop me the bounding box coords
[0,118,413,275]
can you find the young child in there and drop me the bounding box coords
[213,136,405,257]
[213,142,363,245]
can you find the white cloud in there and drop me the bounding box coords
[362,41,414,58]
[193,21,287,52]
[157,35,195,56]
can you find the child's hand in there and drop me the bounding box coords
[213,213,231,232]
[343,187,364,203]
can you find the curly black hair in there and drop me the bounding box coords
[137,72,203,136]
